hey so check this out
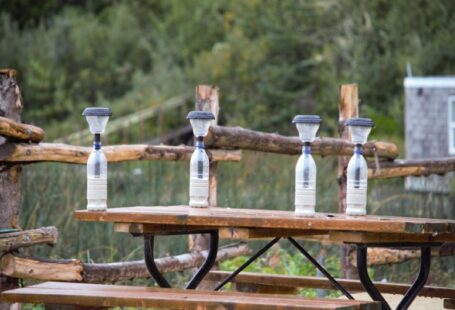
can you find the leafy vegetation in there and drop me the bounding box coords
[1,0,455,138]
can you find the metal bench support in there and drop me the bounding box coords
[356,244,432,310]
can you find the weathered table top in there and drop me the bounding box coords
[74,206,455,243]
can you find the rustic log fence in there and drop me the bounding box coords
[1,69,455,303]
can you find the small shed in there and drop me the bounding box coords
[405,77,455,193]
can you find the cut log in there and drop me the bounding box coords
[0,143,241,164]
[0,242,250,283]
[207,126,398,160]
[84,242,250,283]
[0,116,44,143]
[0,226,58,251]
[0,253,84,281]
[0,68,22,307]
[348,243,455,266]
[369,157,455,179]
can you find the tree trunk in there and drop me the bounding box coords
[0,69,23,309]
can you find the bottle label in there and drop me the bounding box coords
[295,187,315,216]
[87,177,107,211]
[189,177,209,207]
[346,187,367,215]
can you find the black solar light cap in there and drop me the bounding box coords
[292,115,322,124]
[187,111,216,120]
[82,107,113,116]
[346,118,374,127]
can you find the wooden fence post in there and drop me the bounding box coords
[0,69,23,308]
[188,85,220,285]
[337,84,359,279]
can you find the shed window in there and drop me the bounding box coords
[449,96,455,154]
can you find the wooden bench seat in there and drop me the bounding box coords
[1,282,380,310]
[206,271,455,298]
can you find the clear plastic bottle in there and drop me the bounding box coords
[346,145,368,215]
[189,141,209,207]
[87,148,108,211]
[295,144,317,216]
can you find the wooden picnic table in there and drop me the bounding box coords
[75,206,455,310]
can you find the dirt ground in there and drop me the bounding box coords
[341,293,444,309]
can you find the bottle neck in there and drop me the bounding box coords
[302,142,311,155]
[354,144,363,155]
[93,134,101,150]
[196,136,205,149]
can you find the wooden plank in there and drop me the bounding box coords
[0,226,58,251]
[206,271,455,299]
[75,206,455,236]
[114,223,329,239]
[2,282,381,310]
[0,143,241,164]
[0,116,44,143]
[329,231,455,243]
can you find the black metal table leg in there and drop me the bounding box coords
[214,237,281,291]
[144,235,171,288]
[143,229,219,289]
[356,245,391,310]
[356,244,432,310]
[288,237,354,300]
[396,247,431,310]
[186,230,219,289]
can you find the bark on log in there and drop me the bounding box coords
[369,157,455,179]
[0,69,22,306]
[84,242,249,283]
[207,126,398,160]
[0,69,22,229]
[0,242,250,283]
[0,143,242,164]
[0,226,58,252]
[0,116,44,143]
[349,243,455,266]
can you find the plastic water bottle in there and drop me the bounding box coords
[345,118,374,216]
[292,115,321,217]
[187,111,215,208]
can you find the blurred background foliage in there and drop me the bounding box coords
[1,0,455,289]
[1,0,455,138]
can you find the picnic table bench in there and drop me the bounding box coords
[1,282,381,310]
